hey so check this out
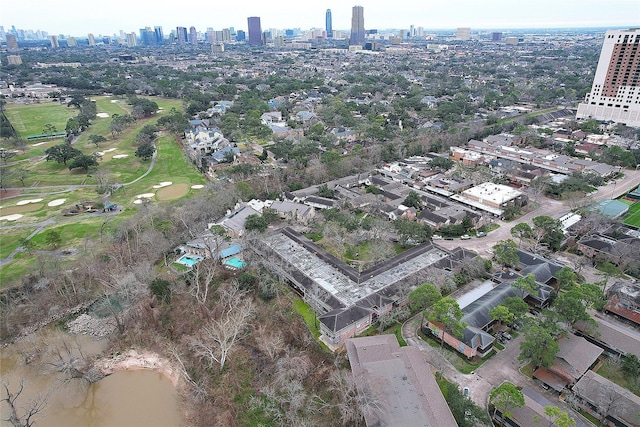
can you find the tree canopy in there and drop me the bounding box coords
[408,283,441,312]
[490,382,524,419]
[493,239,519,267]
[45,144,82,165]
[519,324,559,368]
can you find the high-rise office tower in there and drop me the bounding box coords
[176,27,188,44]
[492,32,502,42]
[349,5,364,46]
[247,17,262,46]
[67,37,77,47]
[88,33,96,46]
[5,34,18,49]
[456,27,471,41]
[326,9,333,38]
[189,26,197,44]
[49,35,59,48]
[140,27,155,46]
[125,33,137,47]
[236,30,246,42]
[577,29,640,127]
[154,26,164,45]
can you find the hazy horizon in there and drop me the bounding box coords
[3,0,639,38]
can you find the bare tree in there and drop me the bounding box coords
[185,257,219,305]
[188,284,254,370]
[1,381,49,427]
[255,324,286,360]
[325,369,384,426]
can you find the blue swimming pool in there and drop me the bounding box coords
[224,257,246,269]
[177,254,203,266]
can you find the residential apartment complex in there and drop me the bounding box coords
[577,28,640,126]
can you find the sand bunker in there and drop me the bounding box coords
[112,154,129,159]
[136,193,155,199]
[191,184,205,189]
[152,181,172,189]
[110,100,118,103]
[96,113,110,118]
[48,199,66,207]
[0,214,23,221]
[97,148,117,156]
[133,199,143,205]
[16,198,43,206]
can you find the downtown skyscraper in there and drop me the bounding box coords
[577,28,640,127]
[349,6,364,46]
[325,9,332,38]
[247,16,262,46]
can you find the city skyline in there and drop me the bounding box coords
[3,0,639,37]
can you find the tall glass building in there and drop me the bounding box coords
[326,9,333,38]
[247,17,262,46]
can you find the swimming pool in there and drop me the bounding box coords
[176,254,203,266]
[224,257,246,269]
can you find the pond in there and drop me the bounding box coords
[1,329,183,427]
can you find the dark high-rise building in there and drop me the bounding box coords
[5,34,18,49]
[326,9,333,38]
[154,26,164,45]
[189,26,197,44]
[349,5,365,46]
[247,17,262,46]
[176,26,188,44]
[492,32,502,41]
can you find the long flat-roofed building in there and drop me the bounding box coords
[345,335,457,427]
[577,28,640,126]
[252,227,470,346]
[451,182,526,216]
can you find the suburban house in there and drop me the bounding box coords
[604,280,640,326]
[269,200,315,223]
[572,370,640,427]
[533,335,603,392]
[345,335,457,427]
[215,205,261,238]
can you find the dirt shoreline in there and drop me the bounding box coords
[96,349,181,387]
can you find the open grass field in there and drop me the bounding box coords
[0,97,204,288]
[623,201,640,227]
[4,100,76,138]
[0,227,37,259]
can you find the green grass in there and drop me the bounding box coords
[520,361,535,378]
[292,298,322,339]
[4,100,76,137]
[595,359,640,395]
[0,227,37,258]
[623,201,640,227]
[0,97,203,288]
[578,409,600,425]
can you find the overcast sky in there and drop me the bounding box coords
[3,0,639,37]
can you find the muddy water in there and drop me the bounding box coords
[1,329,182,427]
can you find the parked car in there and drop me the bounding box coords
[444,237,454,240]
[432,235,443,240]
[460,234,471,240]
[502,332,512,340]
[463,387,470,398]
[476,231,487,237]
